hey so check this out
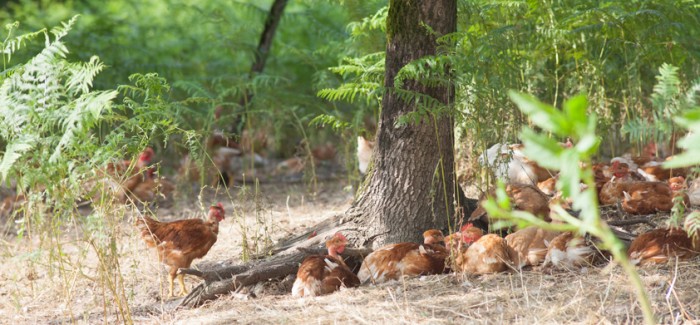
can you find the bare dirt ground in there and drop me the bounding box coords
[1,179,699,324]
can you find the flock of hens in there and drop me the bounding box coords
[3,129,699,301]
[291,139,700,298]
[121,133,699,299]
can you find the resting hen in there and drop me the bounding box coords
[469,184,550,227]
[136,203,225,297]
[599,161,660,207]
[543,232,604,269]
[274,156,307,175]
[117,148,155,193]
[628,227,699,266]
[537,176,557,196]
[478,143,553,186]
[129,168,175,203]
[311,143,337,162]
[458,227,517,275]
[93,148,154,203]
[636,160,687,182]
[358,229,449,284]
[0,193,26,218]
[292,233,359,297]
[617,176,689,215]
[505,226,561,268]
[357,135,375,175]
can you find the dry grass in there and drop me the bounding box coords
[1,180,699,324]
[141,258,700,324]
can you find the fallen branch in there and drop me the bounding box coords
[607,217,657,228]
[177,242,372,308]
[180,251,306,308]
[296,246,373,257]
[178,263,253,283]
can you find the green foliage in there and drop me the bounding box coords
[622,64,686,150]
[661,78,700,168]
[685,211,700,239]
[451,0,700,159]
[318,1,700,186]
[0,0,390,155]
[483,92,655,325]
[0,16,116,185]
[0,16,180,227]
[0,17,191,321]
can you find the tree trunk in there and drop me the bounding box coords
[346,0,459,247]
[229,0,288,131]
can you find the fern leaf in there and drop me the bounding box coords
[684,211,700,239]
[0,135,37,181]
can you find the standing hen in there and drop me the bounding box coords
[357,135,375,175]
[292,232,359,297]
[358,229,449,284]
[136,203,225,297]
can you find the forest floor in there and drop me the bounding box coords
[1,178,699,324]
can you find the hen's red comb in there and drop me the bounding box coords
[334,232,347,241]
[139,147,155,161]
[460,223,474,232]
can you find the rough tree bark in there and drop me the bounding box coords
[159,0,476,309]
[344,0,459,248]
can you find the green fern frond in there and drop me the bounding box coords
[50,15,80,41]
[1,23,46,64]
[652,63,681,110]
[51,90,118,162]
[0,135,37,181]
[348,5,388,38]
[685,211,700,239]
[309,114,351,132]
[317,82,382,104]
[65,56,106,95]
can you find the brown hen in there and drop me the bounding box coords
[458,231,518,275]
[292,232,360,297]
[628,227,699,266]
[358,229,448,284]
[469,184,550,226]
[505,226,561,268]
[136,203,225,297]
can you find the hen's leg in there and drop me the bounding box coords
[168,273,175,297]
[168,267,178,297]
[177,273,188,296]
